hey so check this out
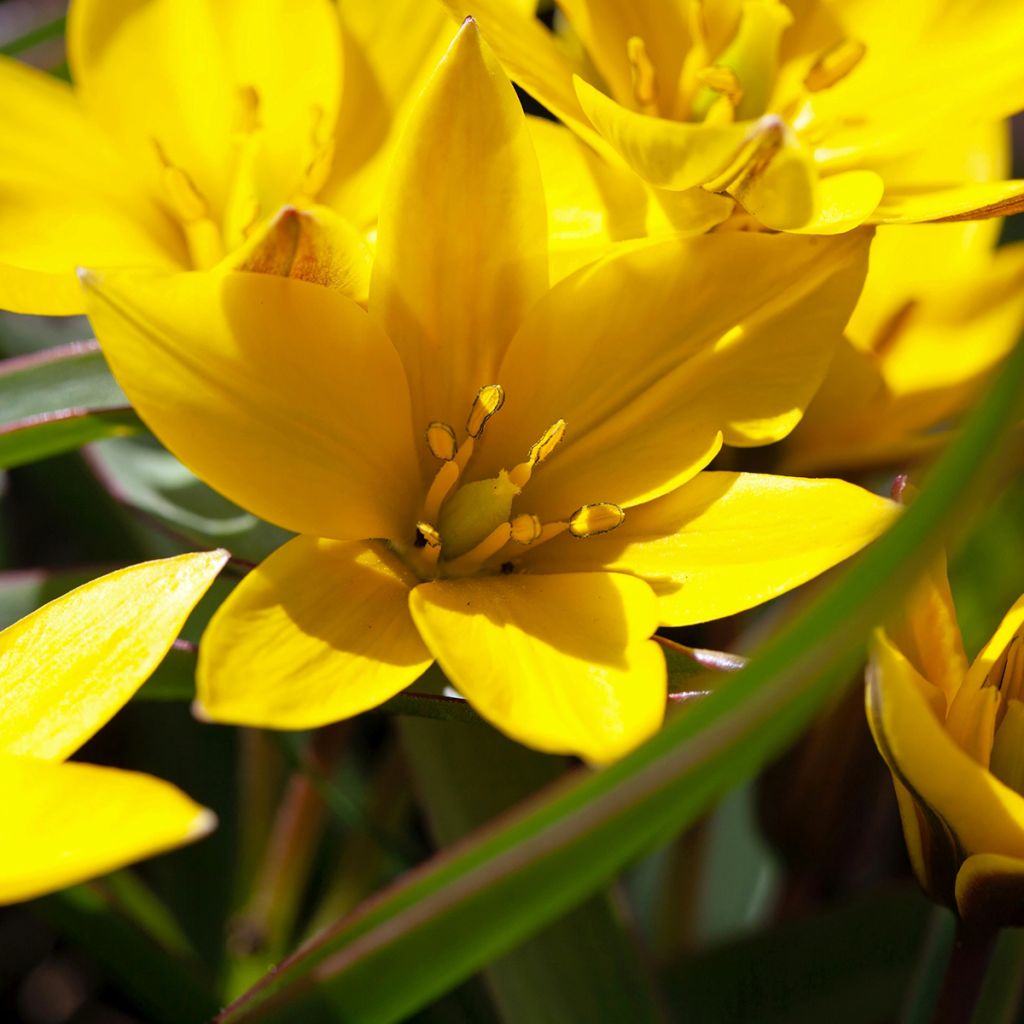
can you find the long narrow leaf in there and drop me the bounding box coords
[219,338,1024,1024]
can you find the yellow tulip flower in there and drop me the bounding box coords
[868,564,1024,930]
[0,0,449,314]
[0,550,227,904]
[442,0,1024,233]
[81,22,896,763]
[782,124,1024,473]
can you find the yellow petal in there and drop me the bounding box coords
[574,76,749,191]
[955,853,1024,931]
[873,181,1024,225]
[867,632,1024,859]
[69,0,342,223]
[485,230,869,519]
[532,472,897,625]
[437,0,607,151]
[0,552,227,762]
[409,572,664,762]
[965,596,1024,693]
[370,20,548,432]
[198,537,431,729]
[222,204,372,305]
[0,56,184,314]
[557,0,690,116]
[319,0,451,227]
[0,756,214,905]
[789,170,884,235]
[81,268,420,542]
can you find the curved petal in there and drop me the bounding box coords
[0,551,227,762]
[575,76,749,191]
[0,56,184,314]
[867,632,1024,860]
[873,181,1024,225]
[485,230,869,519]
[530,472,897,625]
[409,572,664,763]
[319,0,451,227]
[788,170,884,235]
[198,537,431,729]
[82,268,420,542]
[370,20,548,432]
[964,596,1024,693]
[69,0,342,222]
[955,853,1024,930]
[0,756,214,905]
[437,0,608,152]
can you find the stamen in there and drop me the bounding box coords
[415,521,442,566]
[302,105,335,198]
[568,503,626,538]
[508,419,566,488]
[466,384,506,438]
[510,514,542,545]
[153,141,224,268]
[627,36,659,114]
[234,85,261,134]
[694,66,744,109]
[426,422,458,461]
[423,460,461,525]
[804,39,866,93]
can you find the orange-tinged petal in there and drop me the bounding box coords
[0,551,227,762]
[370,20,548,433]
[81,268,420,542]
[867,633,1024,859]
[409,572,664,763]
[873,181,1024,225]
[575,76,749,191]
[530,472,897,625]
[0,756,214,905]
[198,537,431,729]
[485,231,869,519]
[0,56,184,314]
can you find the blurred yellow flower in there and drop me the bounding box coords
[782,125,1024,474]
[868,564,1024,930]
[0,550,227,904]
[444,0,1024,233]
[0,0,449,313]
[82,23,895,763]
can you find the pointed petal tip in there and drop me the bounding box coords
[76,266,98,288]
[189,807,219,840]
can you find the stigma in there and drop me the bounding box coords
[406,385,625,578]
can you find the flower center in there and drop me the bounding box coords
[400,385,624,580]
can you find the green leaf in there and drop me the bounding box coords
[86,435,291,563]
[218,337,1024,1024]
[401,712,665,1024]
[0,342,143,468]
[0,15,66,57]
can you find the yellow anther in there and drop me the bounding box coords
[627,35,659,113]
[423,459,461,526]
[416,521,442,566]
[509,419,566,488]
[804,39,867,93]
[568,503,625,538]
[694,66,744,109]
[466,384,506,438]
[234,85,262,134]
[426,422,457,461]
[510,514,542,545]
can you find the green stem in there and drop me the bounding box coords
[0,16,66,57]
[902,907,957,1024]
[931,926,998,1024]
[972,928,1024,1024]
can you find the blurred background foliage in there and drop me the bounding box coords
[1,2,1023,1022]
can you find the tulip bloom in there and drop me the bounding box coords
[0,551,227,904]
[868,566,1024,931]
[443,0,1024,232]
[782,125,1024,473]
[0,0,449,313]
[82,23,895,762]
